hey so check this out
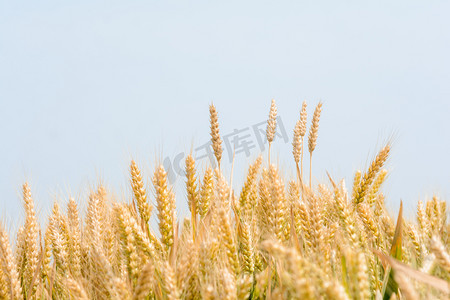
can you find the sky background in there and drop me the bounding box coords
[1,1,449,230]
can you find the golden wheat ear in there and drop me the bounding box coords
[238,155,262,218]
[130,160,152,232]
[430,236,450,273]
[292,119,302,181]
[353,144,390,205]
[0,224,23,299]
[153,165,176,251]
[199,167,214,219]
[266,99,277,165]
[22,182,40,297]
[133,261,155,300]
[185,154,199,241]
[307,102,322,188]
[209,103,223,169]
[293,101,307,183]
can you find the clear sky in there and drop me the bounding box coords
[1,1,449,228]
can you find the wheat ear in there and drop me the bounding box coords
[209,104,223,169]
[157,261,180,300]
[238,155,262,217]
[153,165,176,250]
[0,224,23,299]
[356,252,370,300]
[366,169,388,207]
[237,275,253,300]
[299,101,308,179]
[199,167,214,218]
[41,224,52,282]
[133,261,155,300]
[113,204,140,284]
[64,277,89,300]
[176,239,199,299]
[257,168,273,235]
[393,271,419,300]
[22,182,40,296]
[269,165,289,242]
[431,236,450,272]
[49,203,70,276]
[330,177,360,247]
[237,217,254,274]
[308,102,322,188]
[219,208,239,275]
[266,99,277,165]
[354,144,390,204]
[292,119,302,182]
[324,280,350,300]
[416,200,429,241]
[86,191,102,247]
[67,198,82,278]
[185,154,199,241]
[130,160,152,234]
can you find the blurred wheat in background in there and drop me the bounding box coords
[0,101,448,300]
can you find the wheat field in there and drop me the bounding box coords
[0,101,448,300]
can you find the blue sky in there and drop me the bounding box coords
[1,1,449,228]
